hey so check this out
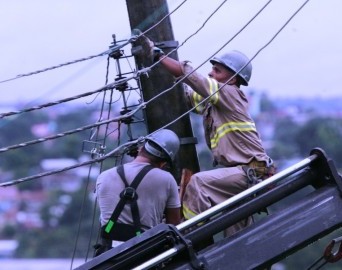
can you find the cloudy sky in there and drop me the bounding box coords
[0,0,341,106]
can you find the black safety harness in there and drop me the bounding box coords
[101,164,153,242]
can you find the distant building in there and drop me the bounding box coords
[0,240,18,258]
[0,186,47,230]
[40,158,99,192]
[0,186,19,228]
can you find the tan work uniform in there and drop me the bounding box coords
[180,61,273,236]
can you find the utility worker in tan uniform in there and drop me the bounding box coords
[135,30,275,237]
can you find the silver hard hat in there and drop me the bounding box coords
[210,50,252,86]
[144,129,180,162]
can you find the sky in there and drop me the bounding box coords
[0,0,342,107]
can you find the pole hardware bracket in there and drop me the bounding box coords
[82,140,106,158]
[131,40,179,56]
[154,40,179,49]
[180,136,198,145]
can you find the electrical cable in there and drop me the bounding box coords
[0,40,131,84]
[0,0,212,120]
[0,0,275,180]
[0,79,124,119]
[83,58,119,263]
[0,0,311,188]
[0,6,314,267]
[140,0,188,36]
[0,103,146,153]
[69,176,93,270]
[1,1,191,264]
[70,55,114,269]
[0,137,145,187]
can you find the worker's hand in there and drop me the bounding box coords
[131,29,164,64]
[151,46,165,62]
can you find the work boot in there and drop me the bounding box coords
[131,29,164,65]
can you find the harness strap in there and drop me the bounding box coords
[104,164,153,236]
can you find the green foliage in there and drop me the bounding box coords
[270,116,342,168]
[15,188,98,258]
[0,112,49,146]
[0,105,105,182]
[260,92,277,113]
[0,224,16,238]
[269,117,300,160]
[295,117,342,165]
[0,111,50,179]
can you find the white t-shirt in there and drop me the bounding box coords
[96,161,180,229]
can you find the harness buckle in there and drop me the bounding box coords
[120,187,138,201]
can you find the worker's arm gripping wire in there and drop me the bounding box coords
[127,0,273,137]
[146,0,273,105]
[129,0,231,82]
[151,0,311,132]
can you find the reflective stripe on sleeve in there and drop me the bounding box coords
[182,203,198,220]
[192,92,205,113]
[210,121,257,148]
[207,78,219,105]
[191,78,219,113]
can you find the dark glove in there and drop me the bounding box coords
[151,46,165,62]
[93,243,111,257]
[131,29,164,64]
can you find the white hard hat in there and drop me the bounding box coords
[210,50,252,86]
[144,129,180,162]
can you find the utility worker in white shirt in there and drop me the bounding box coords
[95,129,181,256]
[134,30,276,239]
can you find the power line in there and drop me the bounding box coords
[0,0,188,85]
[0,104,145,153]
[0,0,272,183]
[0,0,216,121]
[0,43,126,84]
[0,63,151,121]
[70,55,114,267]
[0,78,127,119]
[0,138,144,187]
[71,46,146,265]
[0,0,311,187]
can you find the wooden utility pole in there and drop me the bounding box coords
[125,0,200,182]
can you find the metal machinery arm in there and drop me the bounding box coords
[76,148,342,270]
